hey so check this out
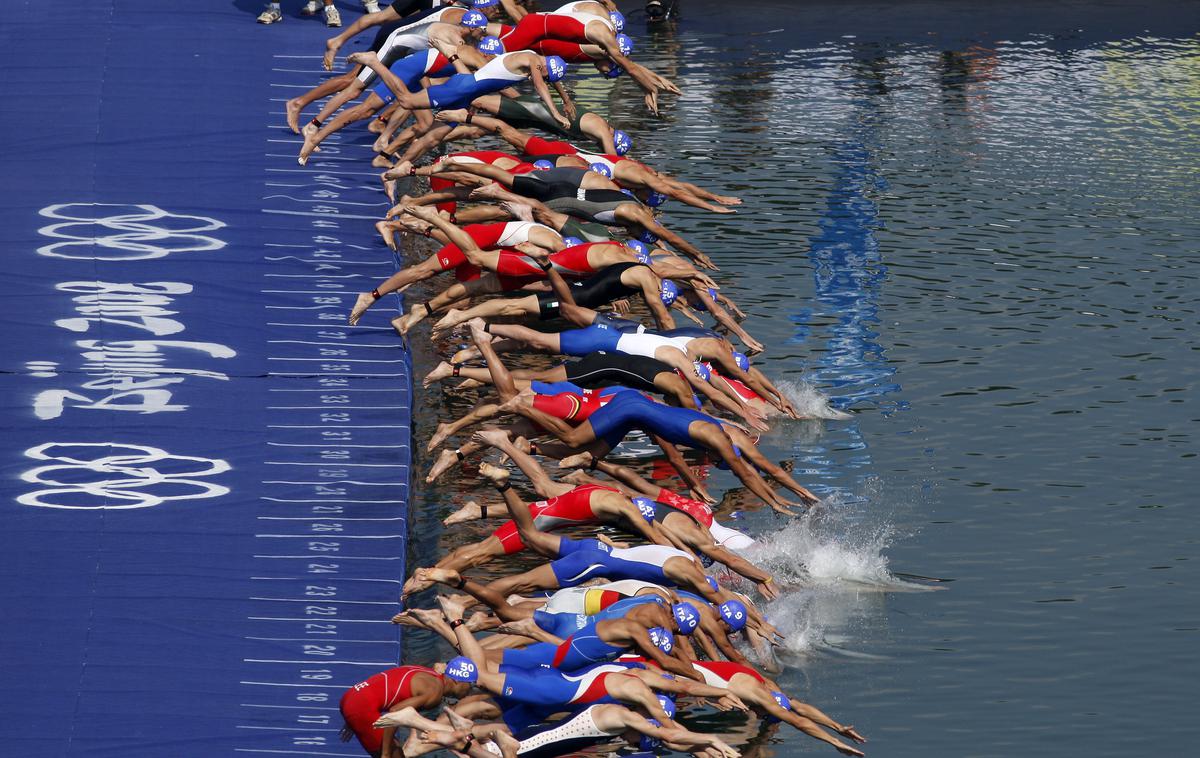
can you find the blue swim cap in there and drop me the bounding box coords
[718,599,748,632]
[692,392,702,408]
[609,9,626,31]
[460,9,488,28]
[659,279,680,306]
[632,496,657,522]
[625,239,649,256]
[634,250,651,264]
[692,361,711,382]
[444,656,479,682]
[604,64,625,79]
[672,602,699,634]
[640,722,661,751]
[707,287,719,301]
[532,159,555,170]
[472,0,499,6]
[545,55,567,82]
[704,575,719,592]
[732,351,750,371]
[647,626,674,654]
[613,129,632,155]
[477,35,504,54]
[646,191,669,207]
[616,33,634,56]
[765,690,792,723]
[561,236,583,247]
[656,693,677,719]
[637,230,658,244]
[589,162,613,178]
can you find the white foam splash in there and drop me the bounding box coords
[776,379,853,421]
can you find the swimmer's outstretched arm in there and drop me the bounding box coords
[691,288,764,354]
[526,58,570,129]
[650,434,716,506]
[692,540,777,599]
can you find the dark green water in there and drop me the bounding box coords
[402,2,1200,755]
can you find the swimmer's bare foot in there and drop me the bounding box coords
[492,730,520,758]
[443,706,474,731]
[385,161,414,183]
[471,428,511,451]
[424,361,456,387]
[395,302,430,335]
[422,567,464,590]
[496,387,534,415]
[390,609,429,627]
[435,593,467,622]
[346,51,379,69]
[428,422,455,452]
[450,346,481,364]
[367,116,387,134]
[431,308,466,338]
[467,183,511,202]
[557,451,593,469]
[426,448,461,482]
[477,461,510,486]
[297,128,321,166]
[426,728,472,750]
[465,610,493,632]
[442,500,482,525]
[371,152,394,169]
[494,617,540,637]
[375,221,398,251]
[381,173,399,202]
[285,97,304,133]
[349,292,377,325]
[390,315,406,337]
[561,469,594,485]
[456,378,484,390]
[501,200,534,221]
[467,317,491,344]
[436,108,470,123]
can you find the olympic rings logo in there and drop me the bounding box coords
[37,204,226,261]
[19,442,231,510]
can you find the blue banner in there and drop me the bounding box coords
[0,4,410,756]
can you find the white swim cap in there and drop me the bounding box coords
[709,521,755,550]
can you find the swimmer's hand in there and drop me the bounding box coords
[690,485,717,505]
[718,693,750,712]
[644,91,660,116]
[598,534,630,549]
[563,100,578,123]
[756,580,780,602]
[608,299,632,315]
[553,111,571,129]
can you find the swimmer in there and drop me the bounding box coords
[296,47,460,165]
[286,1,459,133]
[641,658,868,756]
[497,5,679,113]
[338,665,471,758]
[400,448,672,595]
[347,218,561,324]
[298,6,499,141]
[417,161,716,268]
[349,47,571,123]
[443,111,741,212]
[500,388,816,515]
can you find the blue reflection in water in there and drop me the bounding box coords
[791,137,908,488]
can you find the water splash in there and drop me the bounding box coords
[776,379,854,421]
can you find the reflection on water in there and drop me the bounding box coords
[401,3,1200,755]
